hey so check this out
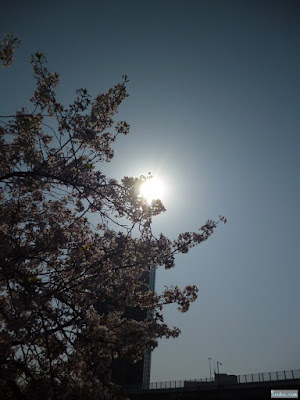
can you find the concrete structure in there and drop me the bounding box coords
[127,378,300,400]
[215,373,238,385]
[184,374,238,388]
[106,268,156,390]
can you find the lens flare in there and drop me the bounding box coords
[140,177,164,203]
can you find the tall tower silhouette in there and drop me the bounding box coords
[95,267,156,390]
[111,267,156,390]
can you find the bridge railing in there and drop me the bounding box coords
[149,377,214,390]
[237,368,300,383]
[146,368,300,390]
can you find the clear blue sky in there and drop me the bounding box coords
[1,0,299,382]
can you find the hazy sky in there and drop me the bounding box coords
[1,0,299,382]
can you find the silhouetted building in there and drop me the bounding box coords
[96,267,156,390]
[184,373,238,388]
[112,268,155,390]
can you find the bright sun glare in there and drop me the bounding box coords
[140,177,164,204]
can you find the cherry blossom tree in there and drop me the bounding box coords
[0,35,226,400]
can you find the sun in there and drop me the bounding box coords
[140,177,164,204]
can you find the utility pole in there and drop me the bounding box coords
[217,361,222,385]
[208,358,212,381]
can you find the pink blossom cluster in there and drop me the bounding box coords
[0,35,225,399]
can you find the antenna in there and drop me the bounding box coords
[216,360,223,385]
[217,361,223,375]
[208,358,212,380]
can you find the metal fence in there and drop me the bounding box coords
[148,368,300,390]
[149,377,214,390]
[237,369,300,384]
